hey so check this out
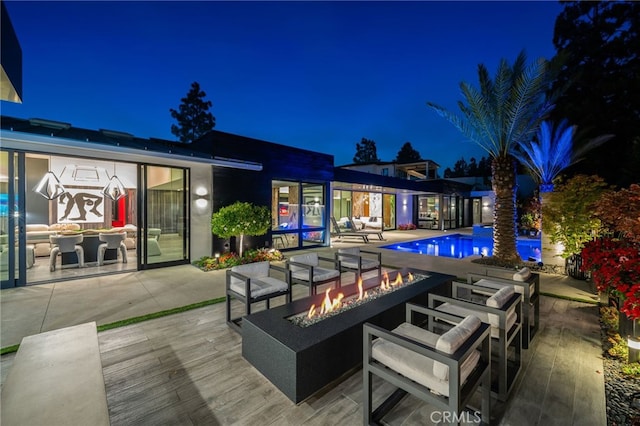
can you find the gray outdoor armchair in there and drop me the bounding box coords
[429,283,522,402]
[226,260,291,332]
[286,252,341,297]
[335,247,382,280]
[467,267,539,349]
[363,304,491,425]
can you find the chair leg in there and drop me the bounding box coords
[363,368,372,425]
[226,294,232,324]
[97,245,106,266]
[76,247,84,268]
[49,247,60,272]
[119,243,128,264]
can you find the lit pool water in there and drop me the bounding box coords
[381,233,541,262]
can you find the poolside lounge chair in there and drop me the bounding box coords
[363,304,491,425]
[330,217,370,243]
[330,217,384,242]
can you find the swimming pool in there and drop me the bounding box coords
[382,233,541,262]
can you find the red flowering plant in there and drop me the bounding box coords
[581,238,640,319]
[581,183,640,320]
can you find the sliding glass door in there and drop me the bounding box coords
[141,165,189,267]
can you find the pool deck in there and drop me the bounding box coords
[0,228,605,425]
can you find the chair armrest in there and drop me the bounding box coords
[269,264,286,274]
[364,321,490,369]
[467,273,538,298]
[405,303,466,327]
[225,269,252,297]
[318,255,340,268]
[428,292,522,328]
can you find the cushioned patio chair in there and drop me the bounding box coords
[226,260,291,333]
[429,283,522,402]
[286,252,341,296]
[467,267,539,349]
[97,232,128,266]
[49,234,84,272]
[335,247,381,280]
[363,304,491,425]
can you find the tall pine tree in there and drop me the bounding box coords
[395,142,422,163]
[353,138,380,163]
[170,82,216,144]
[551,1,640,186]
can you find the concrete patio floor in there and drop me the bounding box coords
[0,229,605,425]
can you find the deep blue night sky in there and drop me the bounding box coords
[1,1,562,170]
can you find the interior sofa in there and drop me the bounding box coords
[26,223,81,257]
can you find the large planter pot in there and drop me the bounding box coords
[565,253,588,280]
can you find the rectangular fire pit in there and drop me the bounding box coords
[241,269,453,403]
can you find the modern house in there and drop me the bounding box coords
[0,0,491,288]
[0,116,490,288]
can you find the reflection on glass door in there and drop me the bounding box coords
[1,151,17,287]
[142,165,189,266]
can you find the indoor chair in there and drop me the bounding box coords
[97,232,128,266]
[49,234,84,272]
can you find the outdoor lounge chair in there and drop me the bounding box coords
[286,252,341,296]
[335,247,382,280]
[466,267,539,349]
[363,304,491,425]
[330,217,384,242]
[429,283,522,402]
[226,261,291,332]
[330,217,370,243]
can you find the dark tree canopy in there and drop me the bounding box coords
[170,82,216,144]
[551,1,640,187]
[444,156,491,178]
[353,138,380,164]
[395,142,422,163]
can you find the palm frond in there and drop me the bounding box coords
[513,119,614,185]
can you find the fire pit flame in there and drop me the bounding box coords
[291,271,429,327]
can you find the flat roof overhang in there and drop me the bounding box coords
[0,129,263,171]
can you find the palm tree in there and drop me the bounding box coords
[512,119,613,192]
[427,51,554,264]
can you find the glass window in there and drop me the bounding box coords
[272,180,325,250]
[302,183,324,229]
[272,181,299,231]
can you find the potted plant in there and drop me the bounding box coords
[211,201,271,257]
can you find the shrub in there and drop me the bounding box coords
[192,249,284,272]
[398,223,416,230]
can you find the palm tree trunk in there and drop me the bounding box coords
[492,155,520,264]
